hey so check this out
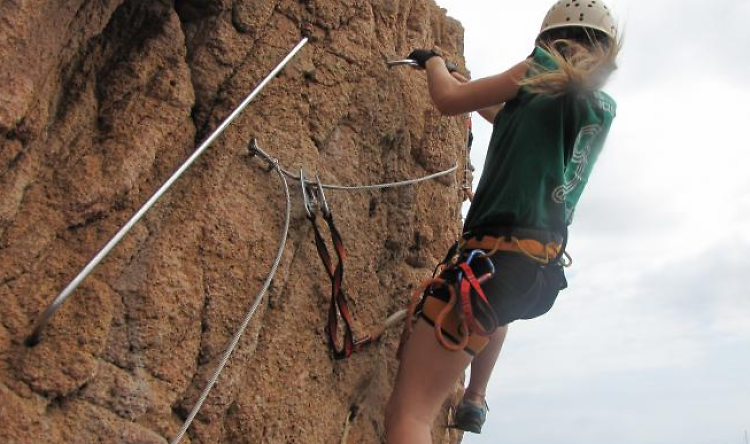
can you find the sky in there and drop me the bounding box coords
[433,1,750,443]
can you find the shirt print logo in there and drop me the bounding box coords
[552,124,602,205]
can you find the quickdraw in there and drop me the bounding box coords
[302,171,373,360]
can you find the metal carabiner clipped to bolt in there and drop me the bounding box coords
[300,169,317,219]
[315,174,331,218]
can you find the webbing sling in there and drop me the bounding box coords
[457,260,497,336]
[308,212,372,359]
[301,171,374,360]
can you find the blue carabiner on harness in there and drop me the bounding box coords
[457,249,496,286]
[465,249,493,270]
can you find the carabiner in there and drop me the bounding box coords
[315,174,331,218]
[462,249,495,284]
[386,59,419,68]
[300,169,317,218]
[465,249,495,273]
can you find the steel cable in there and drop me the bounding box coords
[171,134,453,441]
[249,140,457,191]
[170,159,292,444]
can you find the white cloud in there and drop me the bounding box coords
[434,1,750,443]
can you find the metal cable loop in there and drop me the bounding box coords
[170,161,292,444]
[249,140,457,191]
[318,166,457,190]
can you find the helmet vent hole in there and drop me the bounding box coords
[566,17,571,21]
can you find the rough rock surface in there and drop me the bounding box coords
[0,0,470,443]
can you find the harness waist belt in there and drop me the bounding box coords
[460,236,561,263]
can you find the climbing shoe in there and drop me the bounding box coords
[452,397,488,434]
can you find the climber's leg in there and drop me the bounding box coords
[465,325,508,404]
[385,319,472,444]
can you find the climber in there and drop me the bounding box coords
[385,1,620,443]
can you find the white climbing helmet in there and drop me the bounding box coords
[538,0,617,40]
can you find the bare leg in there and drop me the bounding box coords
[463,325,508,405]
[386,319,473,444]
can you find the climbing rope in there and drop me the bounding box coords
[170,154,292,444]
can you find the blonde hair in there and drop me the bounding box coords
[520,30,621,97]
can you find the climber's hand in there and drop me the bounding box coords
[451,71,469,83]
[407,49,441,69]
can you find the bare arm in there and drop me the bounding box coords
[450,71,504,123]
[425,57,528,116]
[477,105,504,123]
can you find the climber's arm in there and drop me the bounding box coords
[426,58,527,116]
[449,71,504,123]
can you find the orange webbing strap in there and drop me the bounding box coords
[422,293,490,354]
[457,262,498,337]
[397,276,445,359]
[461,236,563,265]
[309,212,371,360]
[434,284,470,352]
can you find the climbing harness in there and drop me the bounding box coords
[399,232,569,355]
[398,247,497,355]
[25,38,310,347]
[461,235,567,266]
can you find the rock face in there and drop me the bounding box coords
[0,0,469,443]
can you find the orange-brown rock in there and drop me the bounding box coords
[0,0,469,443]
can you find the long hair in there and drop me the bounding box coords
[520,27,621,97]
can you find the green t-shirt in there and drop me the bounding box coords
[463,47,616,237]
